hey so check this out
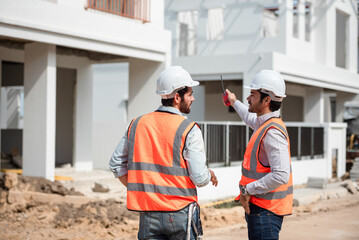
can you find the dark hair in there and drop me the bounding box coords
[161,87,189,106]
[259,91,282,112]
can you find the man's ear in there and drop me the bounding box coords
[174,93,181,104]
[265,96,271,104]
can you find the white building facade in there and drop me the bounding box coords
[165,0,359,201]
[0,0,171,180]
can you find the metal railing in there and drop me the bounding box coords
[197,121,325,167]
[87,0,151,23]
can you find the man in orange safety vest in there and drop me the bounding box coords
[110,66,218,240]
[224,70,293,240]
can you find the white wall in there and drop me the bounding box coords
[128,59,168,120]
[326,123,347,178]
[92,63,129,169]
[291,159,328,185]
[198,165,242,203]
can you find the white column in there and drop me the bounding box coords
[128,59,167,121]
[297,0,305,41]
[279,0,293,51]
[313,0,327,65]
[326,2,336,68]
[304,87,324,123]
[73,63,93,171]
[23,43,56,180]
[348,3,358,72]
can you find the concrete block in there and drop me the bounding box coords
[92,182,110,193]
[307,177,328,189]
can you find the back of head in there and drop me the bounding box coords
[156,66,199,99]
[246,70,286,102]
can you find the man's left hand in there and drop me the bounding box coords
[240,193,250,214]
[209,169,218,187]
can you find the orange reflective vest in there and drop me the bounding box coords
[126,111,198,212]
[239,117,293,216]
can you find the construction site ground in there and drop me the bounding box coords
[0,167,358,240]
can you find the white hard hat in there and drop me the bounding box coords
[156,66,199,99]
[245,70,286,102]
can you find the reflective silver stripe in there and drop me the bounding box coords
[253,185,293,200]
[243,121,288,180]
[173,119,193,167]
[242,166,293,184]
[129,162,189,176]
[128,116,143,170]
[128,183,197,197]
[241,167,268,179]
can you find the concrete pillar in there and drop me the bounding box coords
[73,63,93,171]
[304,87,324,123]
[23,43,56,180]
[128,59,167,121]
[297,0,305,41]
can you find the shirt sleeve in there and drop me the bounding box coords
[183,125,211,187]
[233,100,258,129]
[246,128,291,195]
[109,134,129,178]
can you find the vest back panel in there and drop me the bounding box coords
[127,111,198,211]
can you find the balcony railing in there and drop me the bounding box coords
[198,121,326,167]
[87,0,151,23]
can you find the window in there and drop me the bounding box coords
[336,10,348,69]
[177,11,198,57]
[207,8,224,40]
[262,8,278,37]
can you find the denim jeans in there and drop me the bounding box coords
[138,203,202,240]
[245,203,283,240]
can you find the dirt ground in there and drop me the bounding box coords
[0,172,358,240]
[204,194,359,240]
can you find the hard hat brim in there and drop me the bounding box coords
[244,85,286,98]
[188,80,200,87]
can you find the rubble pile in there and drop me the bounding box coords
[0,172,139,240]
